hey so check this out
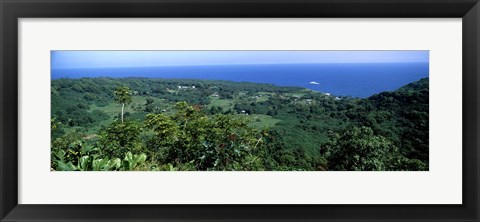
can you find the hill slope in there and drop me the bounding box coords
[51,77,429,171]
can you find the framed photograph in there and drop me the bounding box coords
[1,0,479,221]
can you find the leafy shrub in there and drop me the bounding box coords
[321,126,400,171]
[145,102,266,171]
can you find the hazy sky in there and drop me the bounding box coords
[51,51,429,69]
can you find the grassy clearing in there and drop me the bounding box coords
[90,96,170,115]
[208,96,235,110]
[254,96,269,102]
[284,92,306,98]
[247,114,281,129]
[87,93,280,134]
[253,92,273,102]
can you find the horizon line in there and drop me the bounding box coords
[52,61,429,70]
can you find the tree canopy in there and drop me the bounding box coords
[51,77,429,171]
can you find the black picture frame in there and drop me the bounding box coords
[1,0,479,221]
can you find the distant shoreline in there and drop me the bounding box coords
[51,63,428,98]
[51,76,429,99]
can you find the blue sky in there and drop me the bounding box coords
[51,51,429,69]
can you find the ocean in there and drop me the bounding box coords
[51,62,429,98]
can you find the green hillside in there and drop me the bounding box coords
[51,77,429,171]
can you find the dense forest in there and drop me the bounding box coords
[51,77,429,171]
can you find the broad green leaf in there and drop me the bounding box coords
[78,156,90,171]
[56,161,76,171]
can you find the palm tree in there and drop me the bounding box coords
[114,86,133,123]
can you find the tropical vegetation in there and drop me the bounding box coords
[51,77,429,171]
